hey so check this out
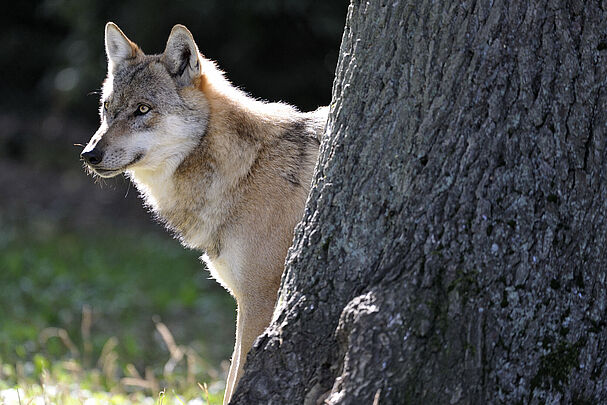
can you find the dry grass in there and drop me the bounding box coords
[0,309,225,405]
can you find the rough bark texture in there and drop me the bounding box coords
[232,0,607,403]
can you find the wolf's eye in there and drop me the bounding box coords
[103,101,109,111]
[135,104,151,116]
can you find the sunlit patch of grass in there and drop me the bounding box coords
[0,316,225,404]
[0,383,223,404]
[0,217,233,404]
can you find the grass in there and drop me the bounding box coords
[0,216,235,404]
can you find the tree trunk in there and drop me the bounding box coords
[231,0,607,403]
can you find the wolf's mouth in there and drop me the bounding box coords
[90,153,144,178]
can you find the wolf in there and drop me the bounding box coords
[80,22,326,403]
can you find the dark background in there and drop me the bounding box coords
[0,0,347,397]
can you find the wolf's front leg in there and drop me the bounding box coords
[223,306,243,404]
[222,297,276,404]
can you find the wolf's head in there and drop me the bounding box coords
[81,23,209,178]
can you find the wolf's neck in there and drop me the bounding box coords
[128,69,299,254]
[128,154,222,253]
[128,165,178,213]
[128,106,260,254]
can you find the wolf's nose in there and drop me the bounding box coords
[81,149,103,165]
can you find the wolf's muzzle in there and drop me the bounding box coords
[81,148,104,166]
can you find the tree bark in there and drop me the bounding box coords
[232,0,607,403]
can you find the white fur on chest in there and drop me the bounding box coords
[129,168,217,249]
[202,246,243,298]
[128,168,176,212]
[129,164,242,296]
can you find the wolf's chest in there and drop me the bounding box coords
[130,169,225,253]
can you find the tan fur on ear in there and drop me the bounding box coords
[105,22,140,72]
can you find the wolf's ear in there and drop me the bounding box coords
[163,25,201,87]
[105,22,140,73]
